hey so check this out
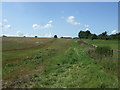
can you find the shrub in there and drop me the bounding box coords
[95,46,113,57]
[54,35,57,38]
[2,35,7,37]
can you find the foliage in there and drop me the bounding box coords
[79,39,118,78]
[95,46,113,57]
[98,31,108,40]
[2,35,7,37]
[109,33,120,40]
[78,30,91,39]
[54,35,57,38]
[90,34,98,40]
[78,30,120,40]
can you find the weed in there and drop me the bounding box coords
[95,46,113,57]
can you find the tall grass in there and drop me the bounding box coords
[79,39,118,76]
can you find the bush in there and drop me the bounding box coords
[54,35,57,38]
[95,46,113,57]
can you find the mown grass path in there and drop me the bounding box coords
[2,38,71,88]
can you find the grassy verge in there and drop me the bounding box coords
[79,39,118,76]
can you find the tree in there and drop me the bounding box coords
[35,36,37,38]
[86,30,91,39]
[98,31,108,40]
[54,35,57,38]
[109,32,120,40]
[78,30,119,40]
[90,34,98,40]
[78,30,92,39]
[2,35,7,37]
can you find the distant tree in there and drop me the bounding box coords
[78,30,119,40]
[90,34,98,40]
[98,31,108,40]
[54,35,57,38]
[2,35,7,37]
[73,37,79,39]
[23,36,26,37]
[78,30,92,39]
[109,32,120,40]
[35,36,37,38]
[86,30,91,39]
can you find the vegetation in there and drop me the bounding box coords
[54,35,57,38]
[35,36,37,38]
[83,39,118,50]
[2,35,7,37]
[78,30,120,40]
[95,46,113,57]
[2,37,118,88]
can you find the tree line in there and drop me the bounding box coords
[78,30,120,40]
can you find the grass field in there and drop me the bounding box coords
[2,37,119,88]
[83,39,119,50]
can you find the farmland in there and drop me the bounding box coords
[83,39,119,50]
[2,37,119,88]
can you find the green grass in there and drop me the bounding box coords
[83,39,118,50]
[32,40,118,88]
[2,37,118,88]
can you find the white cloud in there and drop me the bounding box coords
[3,19,8,23]
[48,20,53,23]
[85,28,89,31]
[1,34,17,37]
[44,24,52,28]
[84,25,89,27]
[33,20,53,30]
[6,25,11,29]
[66,16,80,25]
[32,24,41,29]
[1,19,12,29]
[2,24,12,29]
[1,33,28,37]
[16,31,29,37]
[111,30,120,34]
[17,31,24,36]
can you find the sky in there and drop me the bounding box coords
[1,2,118,37]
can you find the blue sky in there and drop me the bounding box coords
[1,2,118,37]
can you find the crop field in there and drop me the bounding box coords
[2,37,119,88]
